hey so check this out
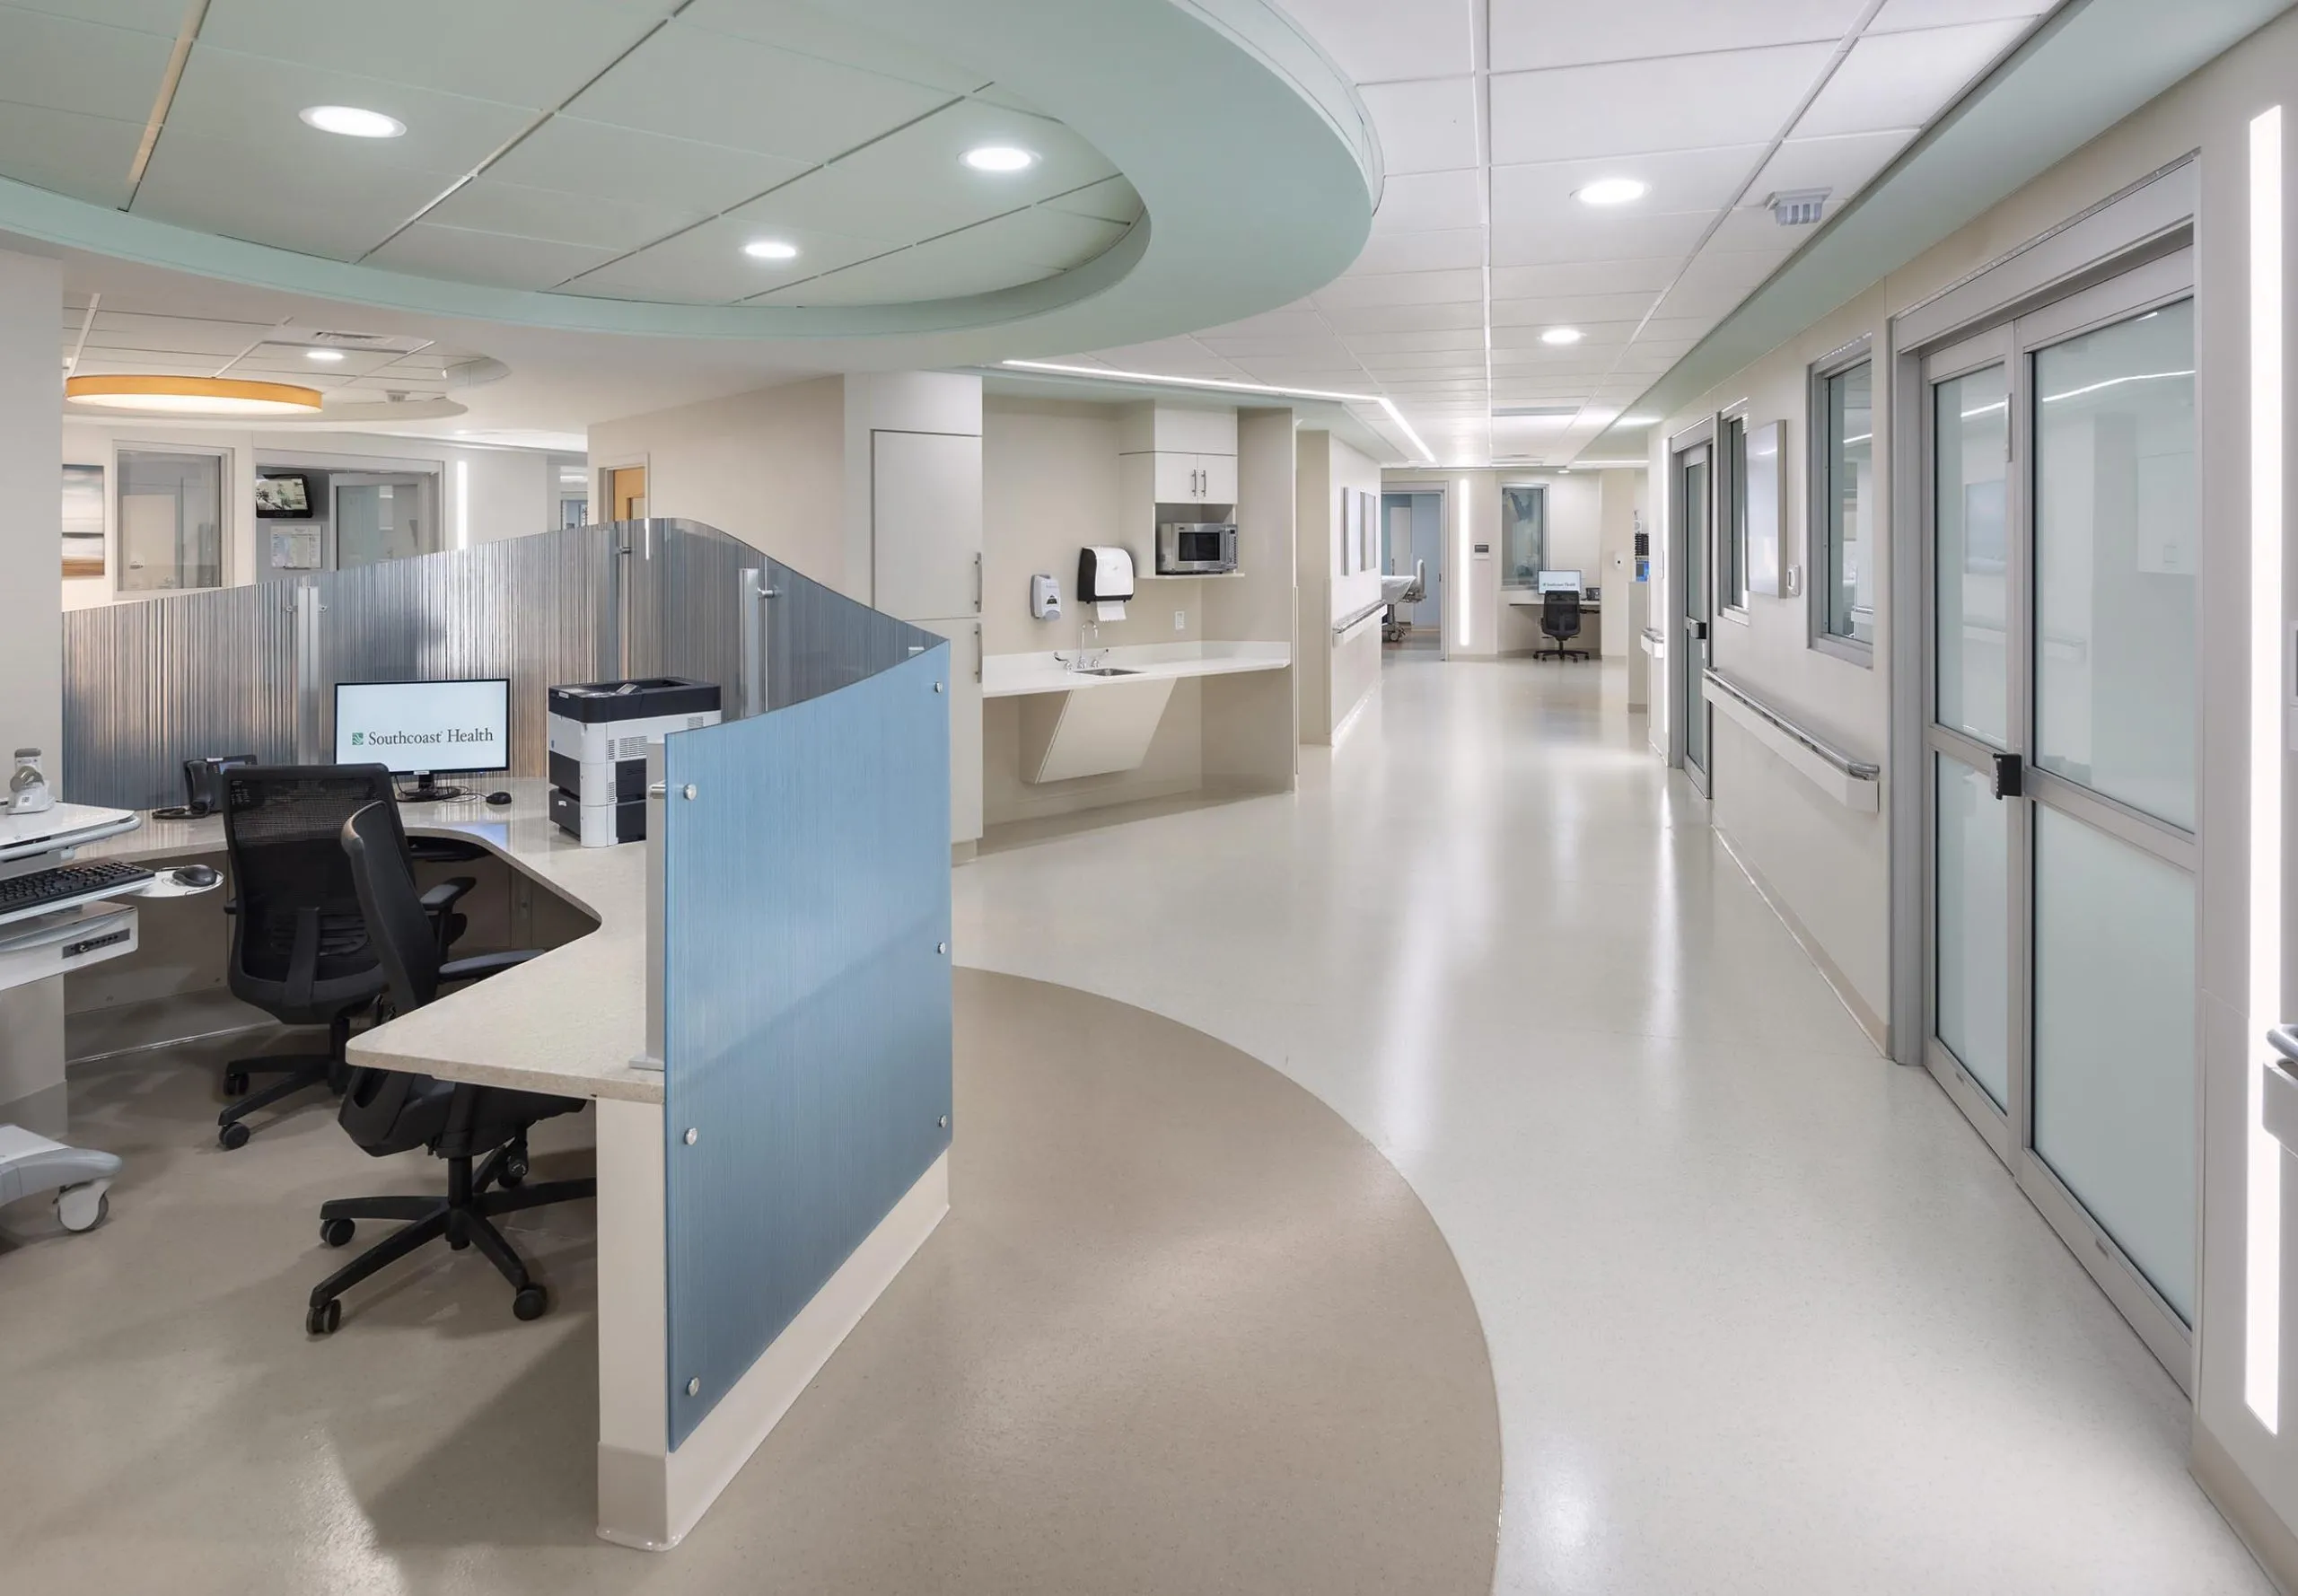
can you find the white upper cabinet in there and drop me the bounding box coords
[1120,402,1239,516]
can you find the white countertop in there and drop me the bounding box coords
[1505,591,1601,609]
[83,777,662,1104]
[982,640,1291,699]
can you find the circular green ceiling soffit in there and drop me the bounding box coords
[0,0,1379,361]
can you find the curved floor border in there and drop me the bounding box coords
[0,969,1498,1594]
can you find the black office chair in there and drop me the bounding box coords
[1539,590,1590,662]
[215,766,475,1149]
[304,802,593,1335]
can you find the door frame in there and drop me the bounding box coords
[327,470,440,569]
[1378,485,1449,658]
[1901,238,2201,1389]
[1666,418,1716,791]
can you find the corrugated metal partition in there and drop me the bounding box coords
[658,604,952,1450]
[58,519,790,810]
[62,579,301,810]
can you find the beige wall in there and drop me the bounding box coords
[589,375,847,586]
[1298,429,1382,741]
[1596,469,1646,661]
[1632,6,2298,1556]
[1383,465,1621,656]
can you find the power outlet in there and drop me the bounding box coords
[1173,609,1187,633]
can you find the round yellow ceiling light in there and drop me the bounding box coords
[65,374,325,416]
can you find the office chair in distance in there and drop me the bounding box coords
[306,802,593,1334]
[215,766,474,1150]
[1539,590,1591,662]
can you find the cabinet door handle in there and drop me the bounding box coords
[973,551,982,612]
[974,624,983,683]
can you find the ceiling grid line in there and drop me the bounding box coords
[122,0,210,206]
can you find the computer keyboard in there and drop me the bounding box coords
[0,860,154,917]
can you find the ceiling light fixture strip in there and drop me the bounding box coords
[998,358,1434,463]
[124,0,212,205]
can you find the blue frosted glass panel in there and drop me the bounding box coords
[661,642,952,1449]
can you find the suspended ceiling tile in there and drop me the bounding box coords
[1489,291,1664,325]
[1357,77,1479,176]
[85,310,276,354]
[1357,348,1495,371]
[196,0,670,110]
[1489,43,1835,164]
[1045,175,1143,225]
[0,4,172,120]
[1342,325,1488,354]
[3,0,184,34]
[1320,301,1486,335]
[746,101,1114,241]
[425,174,709,252]
[1312,267,1484,311]
[487,115,808,216]
[1087,338,1246,375]
[1197,308,1329,340]
[71,353,234,377]
[678,0,990,94]
[1491,204,1712,267]
[1795,18,2030,138]
[1704,206,1813,252]
[1492,143,1769,221]
[1350,227,1487,275]
[564,18,954,166]
[232,341,407,377]
[134,128,467,259]
[970,83,1048,114]
[1197,333,1356,360]
[163,46,534,172]
[1748,127,1917,209]
[1490,257,1683,298]
[560,214,893,302]
[755,241,1057,307]
[0,101,144,207]
[1869,0,2051,31]
[367,221,625,291]
[1490,0,1865,71]
[1371,169,1484,234]
[1636,315,1717,341]
[1270,0,1475,82]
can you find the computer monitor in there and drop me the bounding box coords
[1537,569,1583,593]
[333,679,510,802]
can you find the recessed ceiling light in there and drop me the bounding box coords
[1540,327,1584,346]
[963,145,1037,173]
[299,105,405,139]
[304,348,346,363]
[1618,414,1658,426]
[742,239,800,261]
[1574,178,1648,207]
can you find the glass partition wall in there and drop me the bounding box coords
[1498,484,1547,588]
[1918,250,2198,1381]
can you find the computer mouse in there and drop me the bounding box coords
[486,791,513,806]
[173,864,220,888]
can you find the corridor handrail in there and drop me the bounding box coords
[1334,600,1387,636]
[1702,669,1881,781]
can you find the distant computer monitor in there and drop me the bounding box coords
[334,679,510,800]
[1537,569,1583,593]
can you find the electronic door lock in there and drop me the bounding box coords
[1990,751,2023,799]
[1688,618,1709,642]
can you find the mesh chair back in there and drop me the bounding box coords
[222,766,404,1007]
[340,802,447,1013]
[1542,590,1583,640]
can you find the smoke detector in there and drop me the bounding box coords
[1767,189,1830,227]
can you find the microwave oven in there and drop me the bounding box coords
[1156,520,1239,574]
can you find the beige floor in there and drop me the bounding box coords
[0,970,1498,1593]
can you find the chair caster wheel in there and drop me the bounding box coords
[218,1121,250,1151]
[223,1069,249,1096]
[512,1285,548,1321]
[320,1217,355,1248]
[306,1298,341,1336]
[500,1155,528,1188]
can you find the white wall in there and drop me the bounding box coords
[1,249,64,1111]
[1597,469,1646,662]
[589,375,848,587]
[60,422,566,609]
[1630,8,2298,1564]
[1298,429,1382,741]
[1383,466,1617,656]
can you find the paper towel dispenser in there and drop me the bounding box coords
[1077,546,1135,604]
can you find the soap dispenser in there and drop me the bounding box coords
[1031,573,1062,621]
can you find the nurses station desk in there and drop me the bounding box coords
[75,651,956,1548]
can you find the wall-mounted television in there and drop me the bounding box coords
[254,469,315,519]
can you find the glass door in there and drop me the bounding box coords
[1920,250,2197,1381]
[330,473,438,568]
[1673,439,1713,793]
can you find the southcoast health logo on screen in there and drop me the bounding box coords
[348,728,496,749]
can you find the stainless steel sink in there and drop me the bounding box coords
[1073,666,1141,677]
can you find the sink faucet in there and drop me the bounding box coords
[1061,619,1106,672]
